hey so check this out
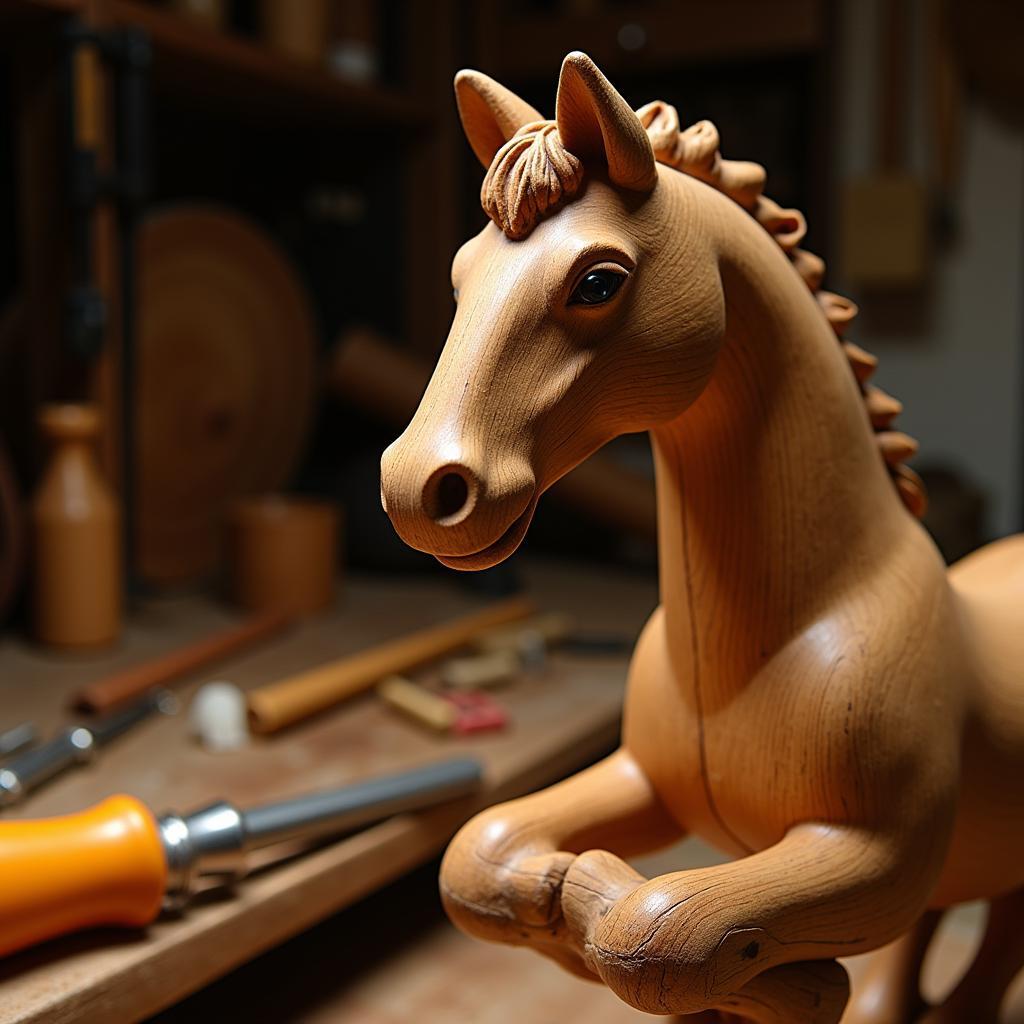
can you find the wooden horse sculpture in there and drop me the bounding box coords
[380,52,1024,1022]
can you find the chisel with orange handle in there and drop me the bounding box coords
[0,757,481,958]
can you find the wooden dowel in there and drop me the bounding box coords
[248,596,534,734]
[71,611,291,713]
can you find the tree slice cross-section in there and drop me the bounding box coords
[137,206,317,586]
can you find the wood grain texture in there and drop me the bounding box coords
[0,561,653,1023]
[379,52,1024,1022]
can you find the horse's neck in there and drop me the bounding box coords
[650,204,908,704]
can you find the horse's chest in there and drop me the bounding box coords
[624,624,826,853]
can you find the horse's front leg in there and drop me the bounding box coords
[440,747,682,977]
[562,822,947,1020]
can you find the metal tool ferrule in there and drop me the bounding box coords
[157,800,247,907]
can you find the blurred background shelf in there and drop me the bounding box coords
[481,0,825,75]
[0,0,82,23]
[106,1,435,128]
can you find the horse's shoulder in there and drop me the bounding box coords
[775,591,964,823]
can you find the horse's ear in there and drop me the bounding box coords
[454,70,544,168]
[555,52,656,193]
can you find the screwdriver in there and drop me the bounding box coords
[0,756,481,957]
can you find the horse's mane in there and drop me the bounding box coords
[480,103,927,518]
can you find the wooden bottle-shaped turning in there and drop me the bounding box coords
[31,405,121,649]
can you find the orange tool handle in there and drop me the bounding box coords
[0,795,166,957]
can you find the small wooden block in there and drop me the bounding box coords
[377,676,457,731]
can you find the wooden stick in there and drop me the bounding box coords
[71,611,290,713]
[247,596,534,734]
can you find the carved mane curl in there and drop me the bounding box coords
[481,121,583,240]
[635,100,926,518]
[477,101,926,518]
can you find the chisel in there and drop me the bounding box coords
[0,757,482,957]
[0,689,177,808]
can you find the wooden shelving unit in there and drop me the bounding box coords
[474,0,826,76]
[105,1,435,128]
[0,0,463,488]
[0,0,82,22]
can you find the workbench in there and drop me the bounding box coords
[0,560,657,1023]
[150,839,1017,1023]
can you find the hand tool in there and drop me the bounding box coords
[0,689,176,808]
[472,612,574,656]
[0,757,482,957]
[377,676,457,732]
[70,610,290,712]
[0,722,37,761]
[441,649,520,690]
[247,596,533,733]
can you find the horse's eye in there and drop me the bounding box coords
[570,269,625,306]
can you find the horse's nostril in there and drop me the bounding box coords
[437,473,469,518]
[424,467,477,525]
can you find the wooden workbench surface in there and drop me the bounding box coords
[150,840,1022,1023]
[0,560,656,1024]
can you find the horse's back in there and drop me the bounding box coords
[950,532,1024,600]
[936,534,1024,904]
[949,533,1024,710]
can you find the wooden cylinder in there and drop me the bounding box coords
[248,595,534,734]
[31,405,121,650]
[227,496,339,618]
[260,0,330,64]
[70,611,290,713]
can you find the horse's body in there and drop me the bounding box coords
[380,52,1024,1022]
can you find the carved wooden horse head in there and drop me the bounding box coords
[380,51,922,573]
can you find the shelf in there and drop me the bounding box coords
[490,0,825,77]
[0,0,83,26]
[105,1,434,129]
